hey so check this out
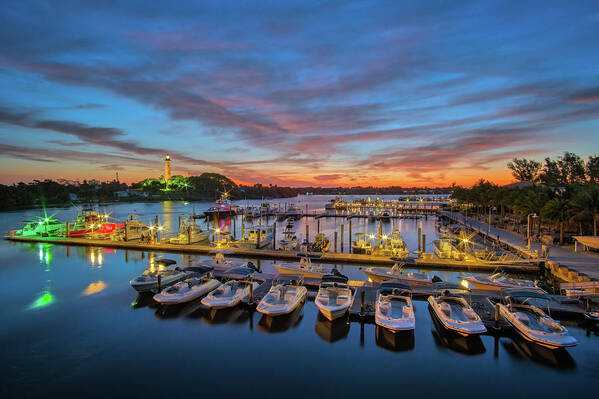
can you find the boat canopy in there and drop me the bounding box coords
[501,288,550,300]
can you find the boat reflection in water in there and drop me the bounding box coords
[197,306,248,325]
[131,292,156,309]
[258,304,304,333]
[375,325,415,352]
[501,333,576,369]
[429,306,486,355]
[314,313,350,343]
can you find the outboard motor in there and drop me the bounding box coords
[432,275,443,283]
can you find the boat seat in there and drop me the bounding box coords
[439,302,451,317]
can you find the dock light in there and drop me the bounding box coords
[149,226,155,230]
[158,226,164,231]
[462,238,469,243]
[382,234,388,240]
[461,280,469,289]
[214,228,221,233]
[38,222,43,225]
[369,234,375,239]
[44,218,49,222]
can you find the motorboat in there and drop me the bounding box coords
[219,263,259,280]
[233,225,273,249]
[256,278,307,317]
[307,233,331,252]
[169,217,209,244]
[352,233,374,254]
[315,272,354,321]
[196,251,245,270]
[204,192,239,218]
[462,273,542,292]
[364,261,435,287]
[433,238,458,259]
[129,259,187,293]
[388,230,409,257]
[497,289,577,349]
[325,196,344,211]
[12,217,65,237]
[284,203,302,220]
[110,219,150,241]
[273,254,331,279]
[68,209,123,238]
[377,211,391,221]
[427,283,486,336]
[153,274,221,305]
[201,280,260,309]
[279,225,298,251]
[375,280,415,332]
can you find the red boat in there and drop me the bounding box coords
[68,209,123,237]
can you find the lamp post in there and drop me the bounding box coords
[527,213,537,250]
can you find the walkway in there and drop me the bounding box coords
[440,211,599,282]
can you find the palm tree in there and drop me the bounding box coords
[541,198,571,245]
[571,184,599,236]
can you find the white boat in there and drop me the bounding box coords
[279,226,298,251]
[284,203,302,219]
[573,236,599,250]
[433,238,458,259]
[201,280,260,309]
[129,259,187,292]
[153,275,221,305]
[352,233,374,254]
[388,230,409,257]
[169,218,209,244]
[364,262,434,287]
[315,273,354,321]
[273,254,330,279]
[462,273,541,292]
[375,280,415,332]
[196,251,245,270]
[233,225,273,249]
[498,289,577,349]
[428,283,486,336]
[256,279,307,317]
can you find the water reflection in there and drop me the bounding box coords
[375,326,415,352]
[314,313,350,343]
[82,281,107,296]
[258,303,304,333]
[501,334,576,369]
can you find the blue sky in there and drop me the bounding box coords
[0,0,598,186]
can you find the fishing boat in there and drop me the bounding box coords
[69,209,123,238]
[204,192,239,218]
[153,274,221,305]
[284,203,302,220]
[232,225,273,249]
[433,238,458,259]
[169,217,209,244]
[12,217,65,237]
[110,219,150,241]
[352,233,374,254]
[388,230,409,257]
[129,259,187,293]
[375,280,415,332]
[279,225,298,251]
[307,233,331,252]
[427,283,486,336]
[315,272,354,321]
[256,277,307,317]
[364,260,435,287]
[201,280,260,309]
[462,273,541,292]
[274,254,331,279]
[497,289,577,349]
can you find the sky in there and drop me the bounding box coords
[0,0,598,187]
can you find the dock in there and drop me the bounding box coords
[4,235,541,273]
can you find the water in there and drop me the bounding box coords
[1,196,598,398]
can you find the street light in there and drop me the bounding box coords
[527,213,537,250]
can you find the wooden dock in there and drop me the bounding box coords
[4,235,540,273]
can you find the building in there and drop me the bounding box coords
[164,154,171,182]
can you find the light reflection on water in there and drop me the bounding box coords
[1,197,598,397]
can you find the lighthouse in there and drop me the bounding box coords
[164,154,171,182]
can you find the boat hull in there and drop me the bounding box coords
[256,287,307,317]
[153,279,221,305]
[427,297,486,336]
[364,269,432,287]
[130,273,187,293]
[274,264,327,279]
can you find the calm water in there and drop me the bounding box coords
[1,196,598,398]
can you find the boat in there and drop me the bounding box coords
[201,280,260,309]
[219,263,259,280]
[461,273,542,292]
[196,251,245,270]
[364,260,435,287]
[204,192,239,218]
[427,283,486,336]
[273,254,331,279]
[388,230,409,257]
[278,225,298,251]
[68,209,123,238]
[129,259,188,293]
[256,277,307,317]
[375,280,415,332]
[497,289,577,349]
[307,233,331,252]
[433,238,459,259]
[12,216,65,237]
[325,196,344,211]
[377,210,391,221]
[315,272,354,321]
[232,225,273,249]
[284,203,302,220]
[573,236,599,250]
[169,217,209,244]
[153,274,221,305]
[110,219,150,241]
[352,233,374,254]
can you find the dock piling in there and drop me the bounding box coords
[306,224,309,243]
[422,234,426,253]
[317,219,320,233]
[418,225,422,252]
[360,290,365,316]
[340,224,344,252]
[334,231,338,252]
[349,220,352,250]
[273,222,277,250]
[248,282,254,305]
[157,275,162,292]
